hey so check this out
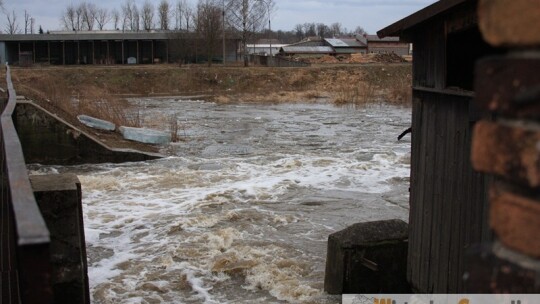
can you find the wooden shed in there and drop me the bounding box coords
[378,0,506,293]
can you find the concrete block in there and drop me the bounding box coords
[479,0,540,46]
[119,126,171,145]
[464,243,540,293]
[324,219,409,294]
[471,121,540,188]
[490,186,540,258]
[30,174,90,304]
[77,115,116,131]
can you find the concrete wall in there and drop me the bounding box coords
[14,101,161,165]
[30,174,90,304]
[0,42,6,65]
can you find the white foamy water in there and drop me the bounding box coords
[29,101,411,303]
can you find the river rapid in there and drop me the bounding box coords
[29,99,411,304]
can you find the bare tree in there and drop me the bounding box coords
[122,0,139,31]
[111,9,120,30]
[24,10,31,34]
[96,7,110,30]
[303,22,316,37]
[174,0,187,30]
[330,22,342,37]
[353,26,366,36]
[294,24,304,41]
[316,23,329,38]
[61,4,77,30]
[76,4,84,30]
[141,0,155,31]
[225,0,273,66]
[5,10,20,34]
[195,0,222,66]
[133,4,141,31]
[80,2,98,30]
[182,2,193,32]
[158,0,170,30]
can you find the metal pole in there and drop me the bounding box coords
[222,0,226,65]
[269,19,272,57]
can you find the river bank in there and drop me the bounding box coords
[3,63,411,152]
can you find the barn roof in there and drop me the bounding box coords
[280,46,334,54]
[377,0,469,39]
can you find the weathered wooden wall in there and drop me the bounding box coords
[407,0,491,292]
[408,90,490,292]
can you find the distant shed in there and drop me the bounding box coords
[324,38,367,54]
[378,0,505,293]
[278,46,335,57]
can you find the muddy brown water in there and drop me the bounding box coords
[29,99,411,303]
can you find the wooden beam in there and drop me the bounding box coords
[151,40,154,64]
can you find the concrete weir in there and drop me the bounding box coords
[14,100,163,165]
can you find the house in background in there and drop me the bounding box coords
[358,34,410,55]
[278,37,333,57]
[324,38,367,55]
[245,39,286,56]
[0,31,241,65]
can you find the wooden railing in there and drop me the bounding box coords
[1,64,52,303]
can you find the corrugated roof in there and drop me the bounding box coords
[365,35,400,42]
[340,38,366,47]
[1,32,172,41]
[280,46,334,54]
[325,38,366,48]
[325,38,349,47]
[287,39,325,47]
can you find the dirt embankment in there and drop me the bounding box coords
[6,63,411,104]
[1,64,411,149]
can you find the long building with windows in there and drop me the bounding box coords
[0,31,240,66]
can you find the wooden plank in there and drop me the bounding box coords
[377,0,469,40]
[429,94,446,291]
[420,94,438,291]
[408,93,424,289]
[436,98,457,291]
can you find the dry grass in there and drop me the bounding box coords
[333,82,378,105]
[19,79,140,128]
[10,64,412,125]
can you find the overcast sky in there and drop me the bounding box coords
[2,0,436,34]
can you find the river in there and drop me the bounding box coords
[29,99,411,304]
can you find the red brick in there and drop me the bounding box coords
[490,186,540,258]
[479,0,540,46]
[471,121,540,188]
[475,58,540,119]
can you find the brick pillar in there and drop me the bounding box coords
[466,0,540,292]
[30,174,90,304]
